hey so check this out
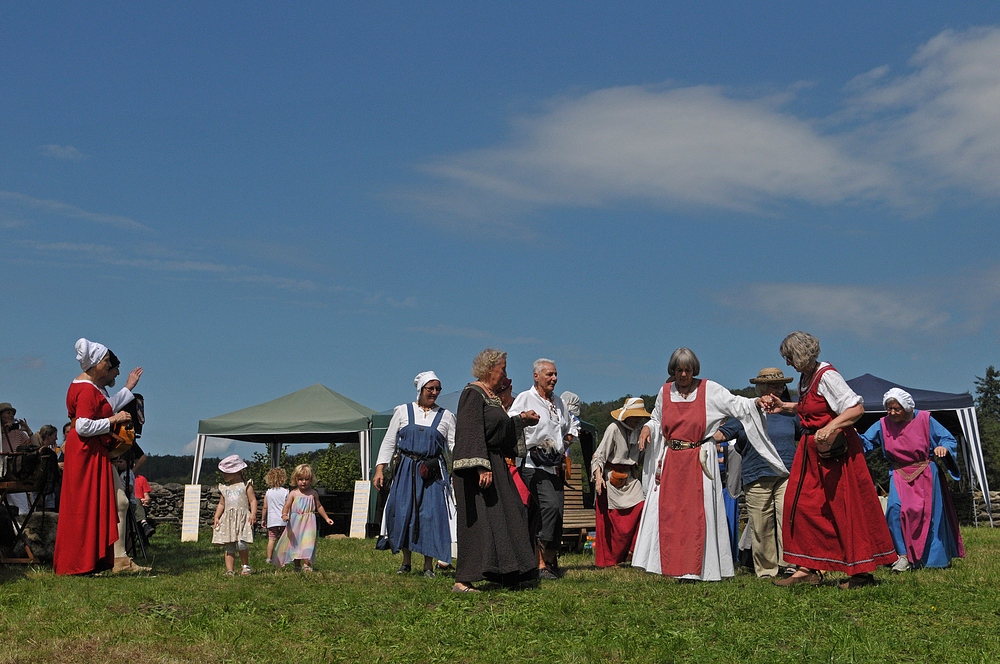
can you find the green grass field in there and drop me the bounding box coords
[2,526,1000,663]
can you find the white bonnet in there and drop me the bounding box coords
[883,387,915,412]
[414,371,440,396]
[75,338,108,371]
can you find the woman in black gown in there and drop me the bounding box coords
[452,348,540,592]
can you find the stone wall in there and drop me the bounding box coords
[146,482,221,528]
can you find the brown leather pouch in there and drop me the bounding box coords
[609,470,629,489]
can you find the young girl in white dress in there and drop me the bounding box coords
[212,454,257,576]
[261,467,290,564]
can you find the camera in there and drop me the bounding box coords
[5,421,20,432]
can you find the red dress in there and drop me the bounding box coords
[53,381,119,575]
[658,379,709,576]
[782,365,896,574]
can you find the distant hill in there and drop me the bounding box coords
[138,454,221,484]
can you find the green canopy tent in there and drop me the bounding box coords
[191,384,377,484]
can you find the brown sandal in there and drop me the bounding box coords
[451,583,480,593]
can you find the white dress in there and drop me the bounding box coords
[631,380,781,581]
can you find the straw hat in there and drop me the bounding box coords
[748,368,793,384]
[0,402,15,415]
[611,397,650,422]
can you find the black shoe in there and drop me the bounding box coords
[141,520,156,539]
[539,567,559,580]
[396,564,412,574]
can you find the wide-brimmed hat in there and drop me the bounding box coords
[218,454,247,474]
[611,397,650,422]
[0,402,15,415]
[749,368,793,384]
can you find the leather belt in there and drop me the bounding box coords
[668,440,701,450]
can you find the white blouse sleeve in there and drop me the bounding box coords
[440,409,457,453]
[76,417,111,437]
[106,387,134,413]
[375,406,407,466]
[817,368,864,415]
[644,389,663,436]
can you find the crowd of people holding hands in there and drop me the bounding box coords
[378,332,965,592]
[2,331,967,589]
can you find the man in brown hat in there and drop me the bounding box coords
[1,402,32,454]
[714,368,801,579]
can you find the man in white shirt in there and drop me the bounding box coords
[508,359,577,580]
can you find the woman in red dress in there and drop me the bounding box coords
[766,331,896,589]
[52,339,133,575]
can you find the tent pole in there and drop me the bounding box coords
[192,434,206,484]
[270,442,280,469]
[360,425,371,481]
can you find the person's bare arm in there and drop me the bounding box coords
[313,490,334,525]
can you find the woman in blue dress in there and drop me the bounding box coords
[861,388,964,570]
[373,371,456,577]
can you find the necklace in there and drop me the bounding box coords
[539,390,558,417]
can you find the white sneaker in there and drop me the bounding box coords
[891,556,911,572]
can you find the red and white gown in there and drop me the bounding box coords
[781,363,896,575]
[52,380,120,575]
[632,379,785,581]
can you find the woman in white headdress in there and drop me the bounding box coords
[861,388,965,570]
[53,338,143,575]
[373,371,456,577]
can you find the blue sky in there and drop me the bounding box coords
[2,3,999,457]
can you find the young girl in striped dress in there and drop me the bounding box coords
[272,464,334,572]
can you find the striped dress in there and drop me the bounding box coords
[272,493,318,566]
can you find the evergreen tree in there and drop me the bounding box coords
[974,366,1000,420]
[974,365,1000,488]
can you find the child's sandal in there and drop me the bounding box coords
[224,570,235,577]
[241,565,252,576]
[302,563,314,572]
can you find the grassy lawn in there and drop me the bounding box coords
[2,526,1000,663]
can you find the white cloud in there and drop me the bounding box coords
[716,263,1000,340]
[0,190,147,231]
[183,436,234,455]
[409,26,1000,224]
[0,355,45,371]
[845,27,1000,197]
[39,144,87,161]
[412,85,897,222]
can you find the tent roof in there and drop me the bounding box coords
[198,383,376,444]
[846,373,974,412]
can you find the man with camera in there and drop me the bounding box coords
[1,403,33,454]
[2,402,35,516]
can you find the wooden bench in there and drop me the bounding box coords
[561,483,595,552]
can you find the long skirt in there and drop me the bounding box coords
[782,431,896,575]
[453,451,537,586]
[632,443,734,581]
[886,461,964,568]
[53,434,118,575]
[384,456,452,563]
[594,491,643,567]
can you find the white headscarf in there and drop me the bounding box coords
[560,391,581,417]
[883,387,915,412]
[75,338,108,371]
[414,371,440,397]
